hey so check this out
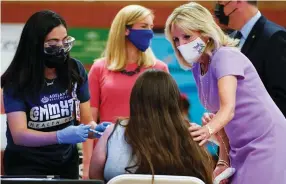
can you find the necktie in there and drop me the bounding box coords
[234,31,243,40]
[234,31,243,48]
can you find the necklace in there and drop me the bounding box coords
[120,66,140,76]
[45,79,55,86]
[200,60,210,76]
[199,62,230,162]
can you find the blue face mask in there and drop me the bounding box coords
[127,28,154,52]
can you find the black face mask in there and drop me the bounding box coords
[44,48,68,68]
[43,36,74,68]
[214,1,237,26]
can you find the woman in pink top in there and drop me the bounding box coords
[82,5,168,179]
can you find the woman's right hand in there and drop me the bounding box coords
[201,112,215,125]
[56,124,91,144]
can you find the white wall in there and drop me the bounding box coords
[1,23,24,75]
[1,23,24,149]
[0,115,7,149]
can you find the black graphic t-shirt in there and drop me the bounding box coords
[3,58,90,167]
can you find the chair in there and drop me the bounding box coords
[0,113,7,175]
[107,174,205,184]
[0,178,104,184]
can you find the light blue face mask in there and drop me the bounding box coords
[127,28,154,52]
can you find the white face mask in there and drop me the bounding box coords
[177,37,206,66]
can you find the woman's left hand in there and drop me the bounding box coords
[202,112,215,125]
[91,122,111,138]
[189,123,211,146]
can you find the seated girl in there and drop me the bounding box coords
[89,69,213,184]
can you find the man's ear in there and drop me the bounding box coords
[236,0,247,10]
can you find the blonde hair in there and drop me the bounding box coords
[104,5,156,71]
[165,2,239,68]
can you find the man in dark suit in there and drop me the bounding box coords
[215,0,286,117]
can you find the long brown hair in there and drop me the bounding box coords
[124,69,213,184]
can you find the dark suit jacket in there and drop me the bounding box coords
[232,16,286,117]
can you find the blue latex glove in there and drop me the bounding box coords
[56,124,91,144]
[89,122,111,138]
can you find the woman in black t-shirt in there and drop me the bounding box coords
[1,10,109,179]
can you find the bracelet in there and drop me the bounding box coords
[217,162,229,168]
[205,124,214,136]
[217,160,230,167]
[218,159,229,165]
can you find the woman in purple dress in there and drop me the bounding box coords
[165,2,286,184]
